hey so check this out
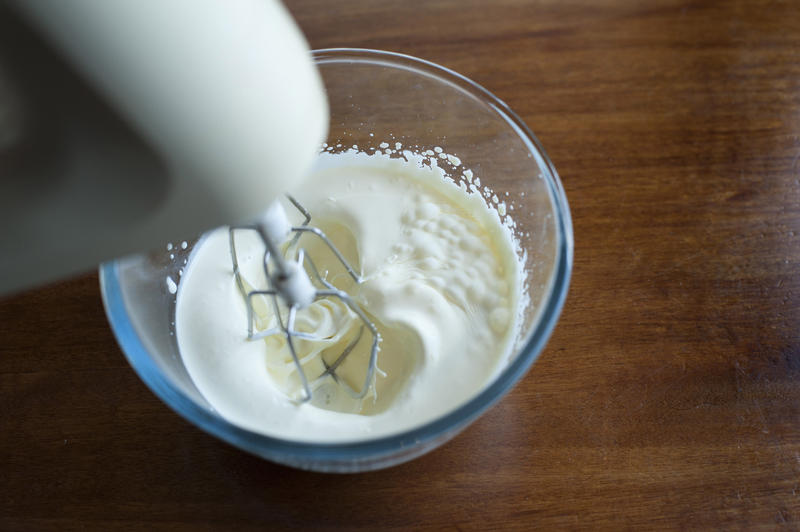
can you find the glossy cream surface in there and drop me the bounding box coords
[176,152,521,442]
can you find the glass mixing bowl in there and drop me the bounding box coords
[99,49,573,472]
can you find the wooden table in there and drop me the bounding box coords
[2,0,799,529]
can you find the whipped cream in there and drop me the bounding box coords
[175,151,522,442]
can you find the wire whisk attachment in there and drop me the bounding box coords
[228,195,380,403]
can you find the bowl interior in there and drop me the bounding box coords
[101,49,572,471]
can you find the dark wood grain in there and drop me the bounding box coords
[3,0,800,529]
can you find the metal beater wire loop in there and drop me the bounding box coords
[227,196,380,403]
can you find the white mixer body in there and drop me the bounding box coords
[0,0,328,295]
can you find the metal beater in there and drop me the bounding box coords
[228,196,380,403]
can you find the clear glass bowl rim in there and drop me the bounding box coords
[99,48,574,464]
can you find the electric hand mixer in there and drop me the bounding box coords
[0,0,379,402]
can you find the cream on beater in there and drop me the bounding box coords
[175,151,521,442]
